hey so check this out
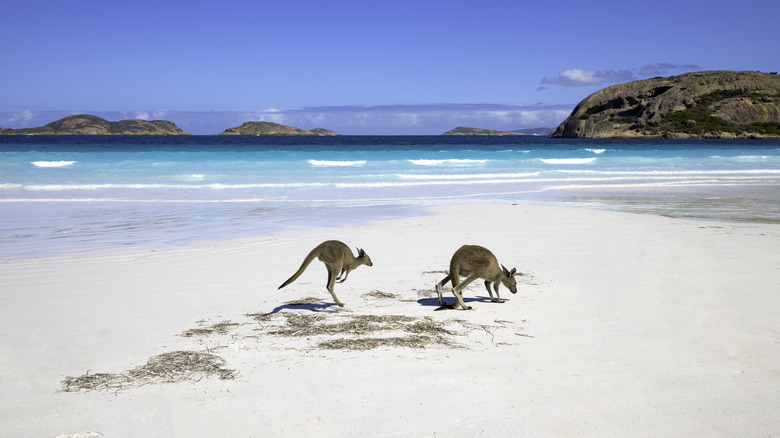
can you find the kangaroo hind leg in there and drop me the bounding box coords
[452,273,478,310]
[435,274,452,305]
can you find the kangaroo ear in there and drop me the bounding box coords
[510,268,517,276]
[501,264,509,275]
[358,248,366,257]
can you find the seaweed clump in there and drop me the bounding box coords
[61,350,235,392]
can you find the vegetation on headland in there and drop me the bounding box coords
[648,89,780,137]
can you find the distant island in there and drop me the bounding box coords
[443,127,524,136]
[550,70,780,139]
[0,114,189,135]
[219,122,339,136]
[442,127,554,136]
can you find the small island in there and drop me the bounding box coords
[442,127,526,136]
[442,127,553,136]
[0,114,190,135]
[219,121,339,136]
[550,70,780,139]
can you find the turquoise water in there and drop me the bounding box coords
[2,135,779,258]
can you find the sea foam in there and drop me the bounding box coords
[408,159,488,166]
[308,160,366,167]
[31,161,76,168]
[540,158,597,165]
[397,172,539,180]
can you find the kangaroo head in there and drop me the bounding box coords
[501,265,518,294]
[357,248,373,267]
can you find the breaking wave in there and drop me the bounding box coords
[32,161,76,168]
[539,158,597,165]
[308,160,366,167]
[408,159,488,166]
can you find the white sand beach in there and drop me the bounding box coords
[1,204,778,437]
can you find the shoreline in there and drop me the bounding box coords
[2,203,779,436]
[3,184,780,261]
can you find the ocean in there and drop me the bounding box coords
[2,135,779,259]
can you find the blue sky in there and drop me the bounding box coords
[2,0,778,134]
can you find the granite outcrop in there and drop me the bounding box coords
[550,70,780,139]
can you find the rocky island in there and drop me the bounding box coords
[0,114,189,135]
[443,127,526,136]
[219,122,339,136]
[550,70,780,139]
[443,127,554,136]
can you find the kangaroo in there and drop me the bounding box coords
[278,240,373,307]
[435,245,517,310]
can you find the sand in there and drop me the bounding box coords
[1,204,778,437]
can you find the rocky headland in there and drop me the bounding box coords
[0,114,189,135]
[219,122,339,136]
[550,70,780,139]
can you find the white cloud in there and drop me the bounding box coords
[244,109,285,124]
[540,63,701,88]
[639,63,701,77]
[5,110,35,125]
[542,68,635,87]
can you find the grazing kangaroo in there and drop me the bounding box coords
[278,240,373,307]
[435,245,517,310]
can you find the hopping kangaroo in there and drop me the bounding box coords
[435,245,517,310]
[278,240,373,307]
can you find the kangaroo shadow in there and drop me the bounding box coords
[417,295,500,308]
[262,301,340,316]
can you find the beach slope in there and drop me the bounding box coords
[1,204,778,437]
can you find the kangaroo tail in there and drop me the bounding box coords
[278,248,319,289]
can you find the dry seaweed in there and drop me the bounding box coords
[61,350,235,392]
[127,351,235,382]
[403,318,456,336]
[264,312,465,350]
[317,335,457,350]
[245,312,273,322]
[268,313,419,337]
[60,372,130,392]
[362,290,400,300]
[180,320,240,338]
[62,293,527,393]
